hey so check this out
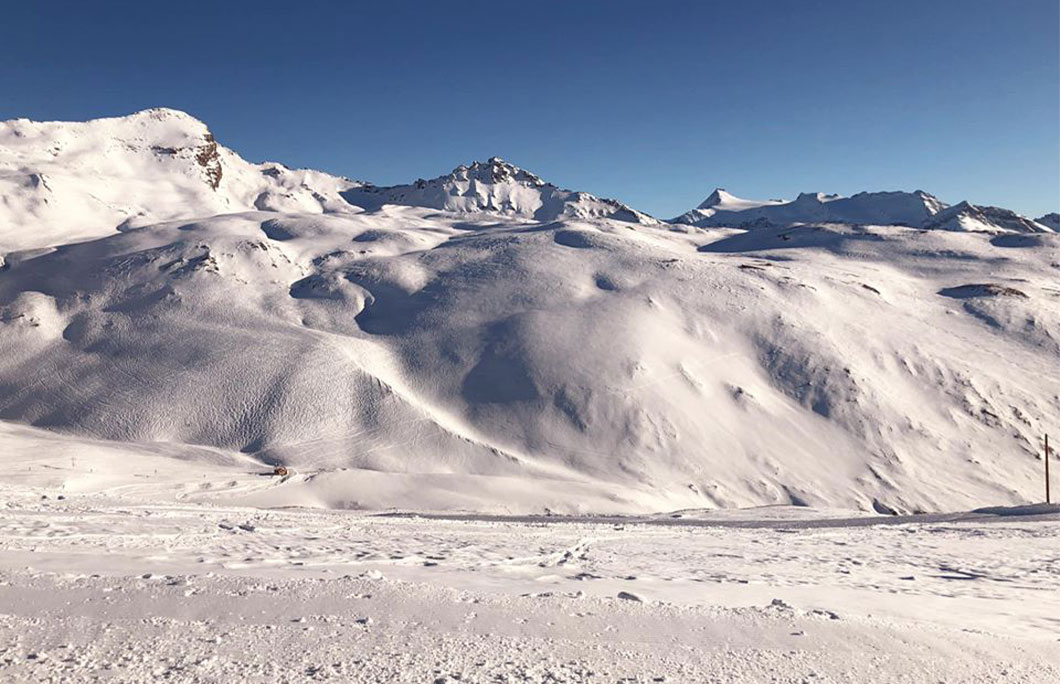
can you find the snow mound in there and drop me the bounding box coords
[341,157,658,225]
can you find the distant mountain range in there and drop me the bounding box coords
[672,187,1054,233]
[0,108,1053,254]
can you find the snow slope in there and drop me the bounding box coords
[0,424,1057,680]
[2,211,1058,514]
[1,109,1058,515]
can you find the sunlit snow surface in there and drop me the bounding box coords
[0,433,1057,682]
[2,207,1058,513]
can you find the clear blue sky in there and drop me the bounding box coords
[2,1,1057,217]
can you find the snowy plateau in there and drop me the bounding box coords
[0,108,1057,682]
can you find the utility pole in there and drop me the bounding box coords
[1047,434,1052,505]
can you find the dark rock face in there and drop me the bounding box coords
[938,283,1028,299]
[149,131,222,190]
[196,133,222,190]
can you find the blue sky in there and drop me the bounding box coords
[2,1,1057,217]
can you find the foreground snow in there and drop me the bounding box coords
[1,440,1058,682]
[0,475,1057,682]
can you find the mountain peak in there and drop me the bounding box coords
[697,188,738,209]
[1,106,212,150]
[344,157,655,224]
[793,191,841,204]
[684,190,787,221]
[448,157,547,188]
[124,107,205,122]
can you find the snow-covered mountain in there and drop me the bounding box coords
[673,187,1053,233]
[673,188,947,228]
[0,111,657,254]
[0,109,1058,515]
[1034,212,1060,231]
[341,156,658,225]
[4,108,1049,256]
[0,108,364,252]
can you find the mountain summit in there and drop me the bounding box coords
[696,188,786,212]
[1037,213,1060,231]
[924,202,1054,233]
[341,156,658,225]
